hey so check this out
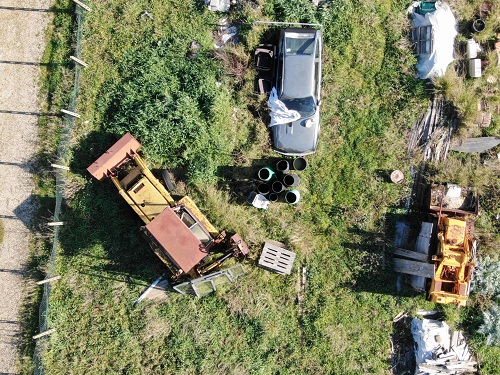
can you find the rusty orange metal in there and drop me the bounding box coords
[87,133,141,180]
[145,207,208,273]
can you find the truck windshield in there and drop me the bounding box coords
[180,211,212,246]
[281,95,316,118]
[285,35,315,55]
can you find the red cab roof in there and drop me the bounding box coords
[146,207,207,273]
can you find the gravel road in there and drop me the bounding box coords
[0,1,53,373]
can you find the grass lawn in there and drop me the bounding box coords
[26,0,500,373]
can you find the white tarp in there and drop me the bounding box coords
[411,318,451,364]
[267,87,300,127]
[408,1,458,79]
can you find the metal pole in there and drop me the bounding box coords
[253,21,323,27]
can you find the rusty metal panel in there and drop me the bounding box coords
[451,136,500,153]
[87,133,141,180]
[258,242,296,275]
[146,208,208,273]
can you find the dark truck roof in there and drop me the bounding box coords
[145,207,208,273]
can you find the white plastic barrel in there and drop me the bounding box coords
[466,39,479,59]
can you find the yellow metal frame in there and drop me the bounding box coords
[134,154,175,207]
[178,196,219,238]
[429,217,475,307]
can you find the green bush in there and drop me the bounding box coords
[97,40,231,183]
[479,303,500,346]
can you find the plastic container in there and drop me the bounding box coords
[285,190,301,205]
[283,173,300,187]
[292,157,307,171]
[469,59,482,78]
[466,39,480,59]
[268,193,279,202]
[257,183,270,195]
[472,19,486,32]
[258,167,275,181]
[276,159,290,174]
[272,181,285,193]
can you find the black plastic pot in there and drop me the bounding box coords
[292,157,307,171]
[283,173,300,187]
[257,183,270,195]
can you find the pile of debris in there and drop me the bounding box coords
[412,317,477,374]
[407,96,457,162]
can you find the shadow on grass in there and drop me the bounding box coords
[0,5,71,13]
[391,315,416,375]
[215,156,306,204]
[341,213,426,299]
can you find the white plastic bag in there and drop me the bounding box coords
[267,87,300,127]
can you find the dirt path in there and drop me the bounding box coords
[0,1,53,373]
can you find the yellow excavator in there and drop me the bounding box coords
[394,183,477,307]
[428,185,477,307]
[87,133,249,280]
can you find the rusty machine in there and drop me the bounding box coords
[394,183,478,307]
[87,133,249,280]
[427,184,477,306]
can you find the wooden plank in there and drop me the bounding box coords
[61,109,81,118]
[51,163,70,171]
[73,0,91,11]
[418,363,454,374]
[393,258,434,278]
[70,55,88,67]
[36,276,61,285]
[33,328,56,340]
[416,222,433,255]
[47,221,64,226]
[394,248,429,262]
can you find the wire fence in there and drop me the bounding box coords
[33,2,87,374]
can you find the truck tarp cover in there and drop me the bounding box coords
[409,1,457,79]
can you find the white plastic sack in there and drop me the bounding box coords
[408,1,458,79]
[267,87,300,127]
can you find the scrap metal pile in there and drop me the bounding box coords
[87,133,249,286]
[412,318,477,374]
[394,182,478,307]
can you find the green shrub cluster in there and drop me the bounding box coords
[97,39,231,183]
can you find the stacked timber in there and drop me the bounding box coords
[407,97,457,163]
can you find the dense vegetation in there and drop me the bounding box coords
[25,0,500,373]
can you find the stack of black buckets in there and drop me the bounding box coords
[256,157,307,205]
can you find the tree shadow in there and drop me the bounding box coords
[61,131,179,284]
[0,60,65,67]
[0,109,59,116]
[12,194,38,230]
[391,315,416,375]
[0,5,71,13]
